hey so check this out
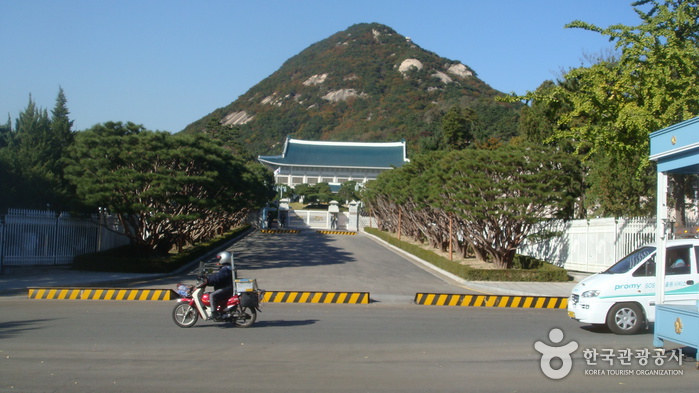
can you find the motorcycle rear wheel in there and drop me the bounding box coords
[172,303,199,328]
[233,306,257,327]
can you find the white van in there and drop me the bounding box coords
[567,238,699,334]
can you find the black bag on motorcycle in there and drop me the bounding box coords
[239,292,259,308]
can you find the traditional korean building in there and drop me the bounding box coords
[258,137,410,188]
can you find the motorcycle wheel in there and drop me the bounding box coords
[233,306,257,328]
[172,303,199,328]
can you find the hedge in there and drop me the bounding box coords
[72,226,251,273]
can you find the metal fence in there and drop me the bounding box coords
[517,217,656,273]
[0,209,129,269]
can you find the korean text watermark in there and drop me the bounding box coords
[535,328,685,379]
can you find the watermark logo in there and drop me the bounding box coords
[534,328,578,379]
[535,328,685,379]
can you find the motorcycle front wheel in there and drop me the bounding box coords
[233,306,257,328]
[172,303,199,328]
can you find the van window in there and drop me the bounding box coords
[632,246,692,276]
[606,246,655,274]
[632,256,655,277]
[666,246,691,275]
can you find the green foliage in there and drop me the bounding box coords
[73,226,252,273]
[294,182,334,204]
[441,107,475,149]
[64,122,274,254]
[504,0,699,217]
[364,143,580,269]
[364,228,570,282]
[336,180,361,202]
[0,90,76,212]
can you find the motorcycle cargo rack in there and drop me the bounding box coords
[235,278,258,293]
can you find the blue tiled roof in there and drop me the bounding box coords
[258,138,409,169]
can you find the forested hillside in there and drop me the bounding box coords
[181,23,522,156]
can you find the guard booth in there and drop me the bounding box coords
[650,116,699,351]
[328,201,339,229]
[278,198,290,228]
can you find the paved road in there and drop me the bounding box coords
[140,230,475,303]
[1,299,695,393]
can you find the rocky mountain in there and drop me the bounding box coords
[181,23,522,157]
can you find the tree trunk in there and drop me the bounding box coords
[492,249,516,269]
[672,174,686,229]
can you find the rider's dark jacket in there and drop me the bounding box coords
[207,265,233,290]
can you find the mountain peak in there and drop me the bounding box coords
[182,23,520,156]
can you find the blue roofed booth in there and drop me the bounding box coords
[649,116,699,352]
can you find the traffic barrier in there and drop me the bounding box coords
[315,230,357,235]
[260,229,300,234]
[28,287,178,301]
[263,290,370,304]
[414,293,568,309]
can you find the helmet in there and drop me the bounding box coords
[216,251,232,266]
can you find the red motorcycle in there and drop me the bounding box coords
[172,262,263,328]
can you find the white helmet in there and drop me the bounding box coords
[216,251,232,266]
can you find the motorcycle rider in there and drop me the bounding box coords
[200,251,235,320]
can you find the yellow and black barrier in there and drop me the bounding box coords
[260,229,300,234]
[315,230,356,235]
[28,287,178,301]
[263,291,370,304]
[414,293,568,309]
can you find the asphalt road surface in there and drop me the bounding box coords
[2,230,698,392]
[147,230,477,302]
[1,300,697,393]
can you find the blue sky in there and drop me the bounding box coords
[2,1,643,133]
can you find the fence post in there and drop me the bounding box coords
[0,216,4,275]
[53,212,60,266]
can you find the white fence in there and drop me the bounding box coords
[0,209,129,269]
[517,217,656,273]
[289,210,347,229]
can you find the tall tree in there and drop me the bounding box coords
[441,107,475,149]
[428,144,578,268]
[505,0,699,217]
[64,122,274,254]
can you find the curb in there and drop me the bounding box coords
[315,230,357,235]
[263,291,370,304]
[28,287,178,301]
[260,229,300,234]
[414,293,568,309]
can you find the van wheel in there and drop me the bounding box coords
[607,303,644,335]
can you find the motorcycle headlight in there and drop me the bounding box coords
[581,290,600,298]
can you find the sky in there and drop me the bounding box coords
[1,1,645,133]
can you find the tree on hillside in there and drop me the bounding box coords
[441,107,475,149]
[64,122,274,255]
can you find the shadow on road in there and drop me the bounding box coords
[232,231,354,271]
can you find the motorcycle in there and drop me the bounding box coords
[172,261,263,328]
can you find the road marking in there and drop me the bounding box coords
[414,293,568,309]
[262,291,370,304]
[28,288,178,301]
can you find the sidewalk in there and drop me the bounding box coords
[0,264,584,298]
[0,266,167,296]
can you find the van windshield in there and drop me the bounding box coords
[603,246,656,274]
